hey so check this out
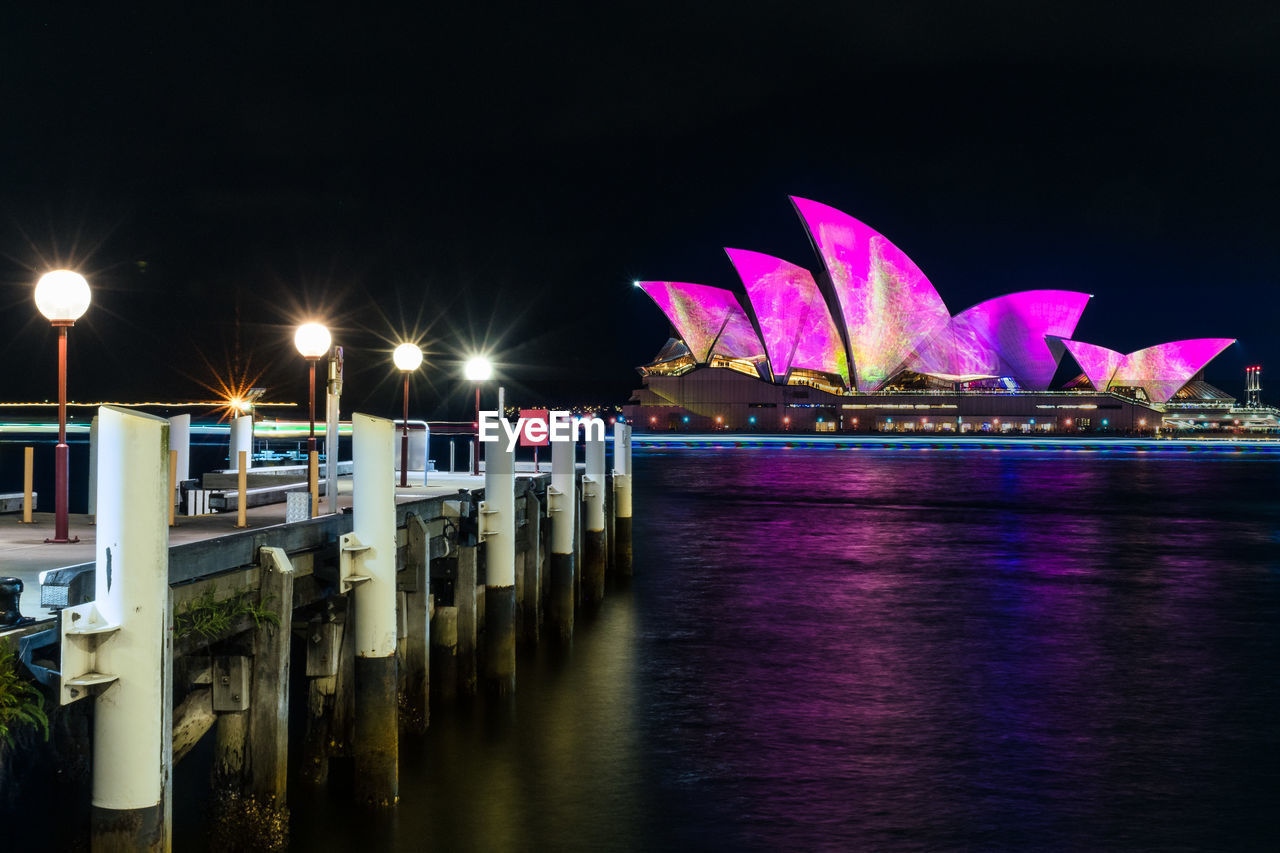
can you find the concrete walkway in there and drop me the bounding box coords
[1,471,488,620]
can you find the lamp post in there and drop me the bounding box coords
[294,322,331,511]
[35,270,91,544]
[464,355,493,475]
[393,343,424,487]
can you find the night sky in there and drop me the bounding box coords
[2,3,1277,419]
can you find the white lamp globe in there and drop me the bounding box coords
[294,322,331,358]
[35,270,91,324]
[393,343,424,372]
[464,355,493,381]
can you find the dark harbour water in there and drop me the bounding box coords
[185,446,1280,851]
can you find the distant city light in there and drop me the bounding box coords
[748,416,756,423]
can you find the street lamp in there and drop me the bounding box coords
[464,355,493,475]
[294,322,331,510]
[394,343,424,487]
[35,270,91,544]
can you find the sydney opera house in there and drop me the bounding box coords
[624,197,1244,434]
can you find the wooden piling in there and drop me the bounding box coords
[400,513,431,732]
[248,547,294,803]
[430,605,458,703]
[522,492,542,644]
[456,543,478,695]
[301,610,341,786]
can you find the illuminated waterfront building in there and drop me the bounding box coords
[625,197,1256,433]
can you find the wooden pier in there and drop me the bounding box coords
[0,416,634,850]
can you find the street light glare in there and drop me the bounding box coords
[464,355,493,381]
[393,342,424,371]
[294,322,331,358]
[35,270,91,323]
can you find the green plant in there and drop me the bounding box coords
[0,641,49,746]
[174,586,280,645]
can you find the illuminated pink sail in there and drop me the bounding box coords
[636,281,765,364]
[792,196,950,392]
[726,248,850,385]
[1059,340,1126,393]
[1113,338,1235,402]
[1061,338,1235,402]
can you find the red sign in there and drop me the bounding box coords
[518,409,550,447]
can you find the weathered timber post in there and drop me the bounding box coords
[401,513,431,732]
[301,604,341,785]
[348,412,399,806]
[547,438,575,640]
[229,414,252,471]
[248,547,294,805]
[614,424,633,576]
[429,604,458,703]
[522,490,542,643]
[482,438,516,695]
[455,535,479,696]
[88,407,171,851]
[583,433,606,603]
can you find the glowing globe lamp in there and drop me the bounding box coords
[35,270,91,324]
[294,322,331,359]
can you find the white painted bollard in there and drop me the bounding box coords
[420,422,430,486]
[343,413,398,806]
[87,415,98,521]
[326,347,343,515]
[229,414,252,470]
[90,407,171,849]
[482,437,516,694]
[168,414,191,486]
[169,414,190,517]
[548,438,575,640]
[613,424,633,576]
[582,433,606,602]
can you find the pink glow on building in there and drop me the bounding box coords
[726,248,849,385]
[1061,338,1235,402]
[636,280,764,363]
[1113,338,1235,402]
[791,196,950,392]
[1059,340,1126,394]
